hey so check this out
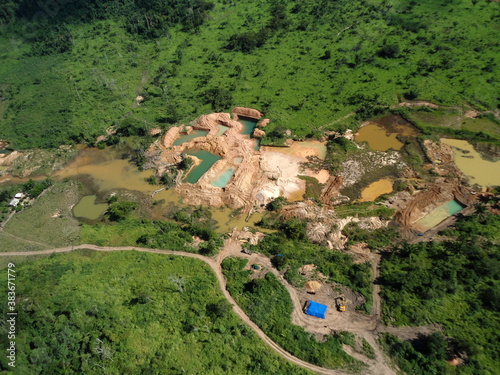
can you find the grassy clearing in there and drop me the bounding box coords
[1,180,82,250]
[407,110,500,139]
[80,218,159,247]
[0,251,312,374]
[6,146,78,177]
[0,232,48,252]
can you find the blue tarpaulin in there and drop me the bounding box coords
[305,301,328,319]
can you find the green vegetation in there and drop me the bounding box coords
[1,0,498,149]
[82,205,224,255]
[395,107,500,143]
[106,200,138,221]
[381,332,451,375]
[298,175,324,201]
[249,227,372,311]
[0,180,81,250]
[222,257,365,371]
[361,338,376,360]
[379,212,500,374]
[342,222,400,249]
[0,251,312,374]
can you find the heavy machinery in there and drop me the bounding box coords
[335,296,346,312]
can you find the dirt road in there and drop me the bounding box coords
[217,237,397,375]
[0,244,354,375]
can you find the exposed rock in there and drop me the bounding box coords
[0,151,22,166]
[398,101,438,109]
[305,281,322,294]
[253,128,266,138]
[423,140,454,164]
[258,118,270,128]
[232,107,263,119]
[394,180,476,231]
[197,112,239,131]
[299,264,317,275]
[161,127,181,148]
[232,228,266,245]
[135,95,144,103]
[146,111,333,214]
[95,135,107,143]
[464,110,479,119]
[343,129,354,141]
[341,151,405,188]
[149,128,162,136]
[320,175,343,205]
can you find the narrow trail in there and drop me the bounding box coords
[0,231,51,248]
[0,245,351,375]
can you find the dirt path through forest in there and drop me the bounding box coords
[0,244,355,375]
[1,242,437,374]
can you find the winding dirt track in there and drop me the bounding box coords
[0,245,353,375]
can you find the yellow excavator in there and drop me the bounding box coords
[336,296,346,312]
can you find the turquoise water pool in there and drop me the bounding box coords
[417,200,465,230]
[217,125,229,136]
[173,130,208,146]
[211,167,236,187]
[239,118,258,136]
[253,139,261,151]
[184,149,221,184]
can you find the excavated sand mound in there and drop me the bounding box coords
[232,107,263,119]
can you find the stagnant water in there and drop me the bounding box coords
[417,200,465,230]
[238,118,258,136]
[358,178,393,202]
[354,115,417,152]
[354,124,404,151]
[211,167,236,187]
[73,195,108,220]
[183,149,221,184]
[173,130,209,146]
[216,125,229,136]
[441,138,500,187]
[52,148,156,192]
[0,145,265,232]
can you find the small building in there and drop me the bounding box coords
[14,193,24,199]
[305,300,328,319]
[8,198,20,207]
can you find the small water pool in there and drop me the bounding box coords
[216,125,229,136]
[417,200,465,230]
[173,130,208,146]
[211,167,236,187]
[238,118,258,136]
[253,139,261,151]
[73,195,108,220]
[184,149,221,184]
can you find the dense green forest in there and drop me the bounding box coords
[0,0,498,148]
[379,212,500,374]
[0,251,312,374]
